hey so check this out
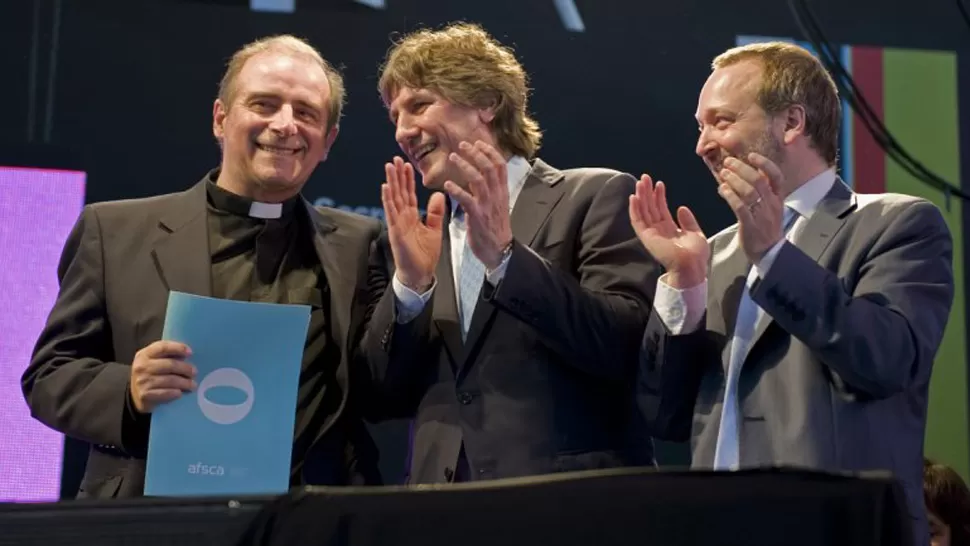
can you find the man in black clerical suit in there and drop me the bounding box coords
[22,35,386,498]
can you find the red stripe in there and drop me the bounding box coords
[850,47,885,193]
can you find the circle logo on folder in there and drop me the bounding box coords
[197,368,255,425]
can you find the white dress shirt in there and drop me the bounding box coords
[391,155,533,322]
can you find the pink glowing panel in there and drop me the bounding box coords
[0,166,85,502]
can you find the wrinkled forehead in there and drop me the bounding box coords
[386,87,443,123]
[388,86,436,106]
[695,61,763,118]
[235,52,329,100]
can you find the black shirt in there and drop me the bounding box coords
[204,176,343,484]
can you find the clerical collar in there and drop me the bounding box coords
[205,173,300,219]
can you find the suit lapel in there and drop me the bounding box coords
[432,205,465,368]
[708,228,750,369]
[458,159,566,375]
[304,204,355,351]
[152,181,212,298]
[789,179,855,263]
[746,179,856,357]
[508,159,567,248]
[304,203,366,445]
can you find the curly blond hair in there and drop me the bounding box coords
[378,22,542,159]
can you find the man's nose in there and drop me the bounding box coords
[270,105,298,137]
[695,127,714,158]
[395,115,420,150]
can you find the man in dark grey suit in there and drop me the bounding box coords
[632,41,953,544]
[359,22,658,484]
[22,35,385,498]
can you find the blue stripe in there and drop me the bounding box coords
[840,44,854,188]
[553,0,585,32]
[735,35,795,47]
[250,0,295,13]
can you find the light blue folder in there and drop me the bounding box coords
[144,291,310,497]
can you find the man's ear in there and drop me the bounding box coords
[213,99,228,144]
[781,104,807,145]
[477,97,498,124]
[320,124,340,162]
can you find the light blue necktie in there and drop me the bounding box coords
[451,165,528,342]
[454,206,486,341]
[713,206,798,470]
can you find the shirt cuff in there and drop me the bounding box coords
[753,239,787,279]
[485,250,512,286]
[654,274,707,334]
[392,275,435,324]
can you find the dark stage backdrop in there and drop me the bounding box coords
[2,0,969,493]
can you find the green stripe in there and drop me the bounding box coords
[883,48,968,480]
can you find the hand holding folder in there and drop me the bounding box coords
[144,291,311,497]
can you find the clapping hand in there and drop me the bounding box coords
[629,174,709,288]
[381,156,447,292]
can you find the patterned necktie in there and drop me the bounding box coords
[454,206,486,341]
[713,206,799,470]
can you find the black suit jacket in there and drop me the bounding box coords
[22,178,387,498]
[362,158,660,484]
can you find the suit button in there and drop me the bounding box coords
[457,391,473,405]
[444,467,454,481]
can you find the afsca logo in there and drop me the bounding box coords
[197,368,254,425]
[187,462,225,476]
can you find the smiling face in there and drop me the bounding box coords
[387,86,496,191]
[694,59,786,186]
[213,50,337,202]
